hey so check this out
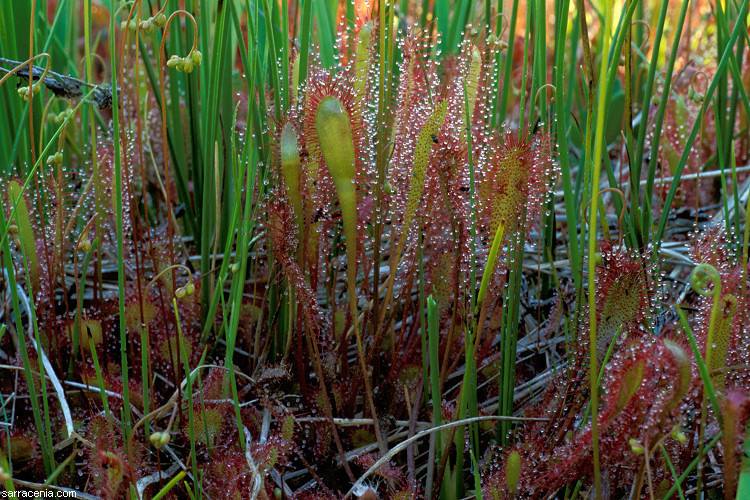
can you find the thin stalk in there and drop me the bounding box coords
[111,0,131,439]
[471,223,505,358]
[426,295,442,498]
[497,0,519,123]
[84,0,103,299]
[553,0,580,292]
[586,0,616,495]
[371,0,390,359]
[0,254,51,474]
[499,230,525,444]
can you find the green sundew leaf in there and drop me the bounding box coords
[353,21,374,103]
[194,407,223,448]
[506,450,521,493]
[291,51,301,102]
[403,99,448,233]
[707,294,737,392]
[316,97,356,184]
[8,181,39,292]
[282,415,294,442]
[663,340,691,405]
[615,361,644,415]
[661,140,681,179]
[464,45,482,132]
[315,95,358,314]
[280,122,303,224]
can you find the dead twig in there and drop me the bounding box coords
[0,56,117,109]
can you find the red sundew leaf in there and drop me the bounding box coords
[724,391,750,498]
[499,338,690,495]
[264,194,327,345]
[687,225,750,394]
[589,240,657,365]
[389,27,443,192]
[356,452,405,481]
[302,72,371,185]
[477,127,557,237]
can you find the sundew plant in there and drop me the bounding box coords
[0,0,749,498]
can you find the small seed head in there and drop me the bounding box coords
[78,239,92,252]
[191,49,203,66]
[673,430,687,444]
[629,438,645,454]
[120,20,137,31]
[46,151,63,165]
[167,55,182,69]
[139,20,154,33]
[159,432,171,447]
[149,432,162,447]
[18,87,30,101]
